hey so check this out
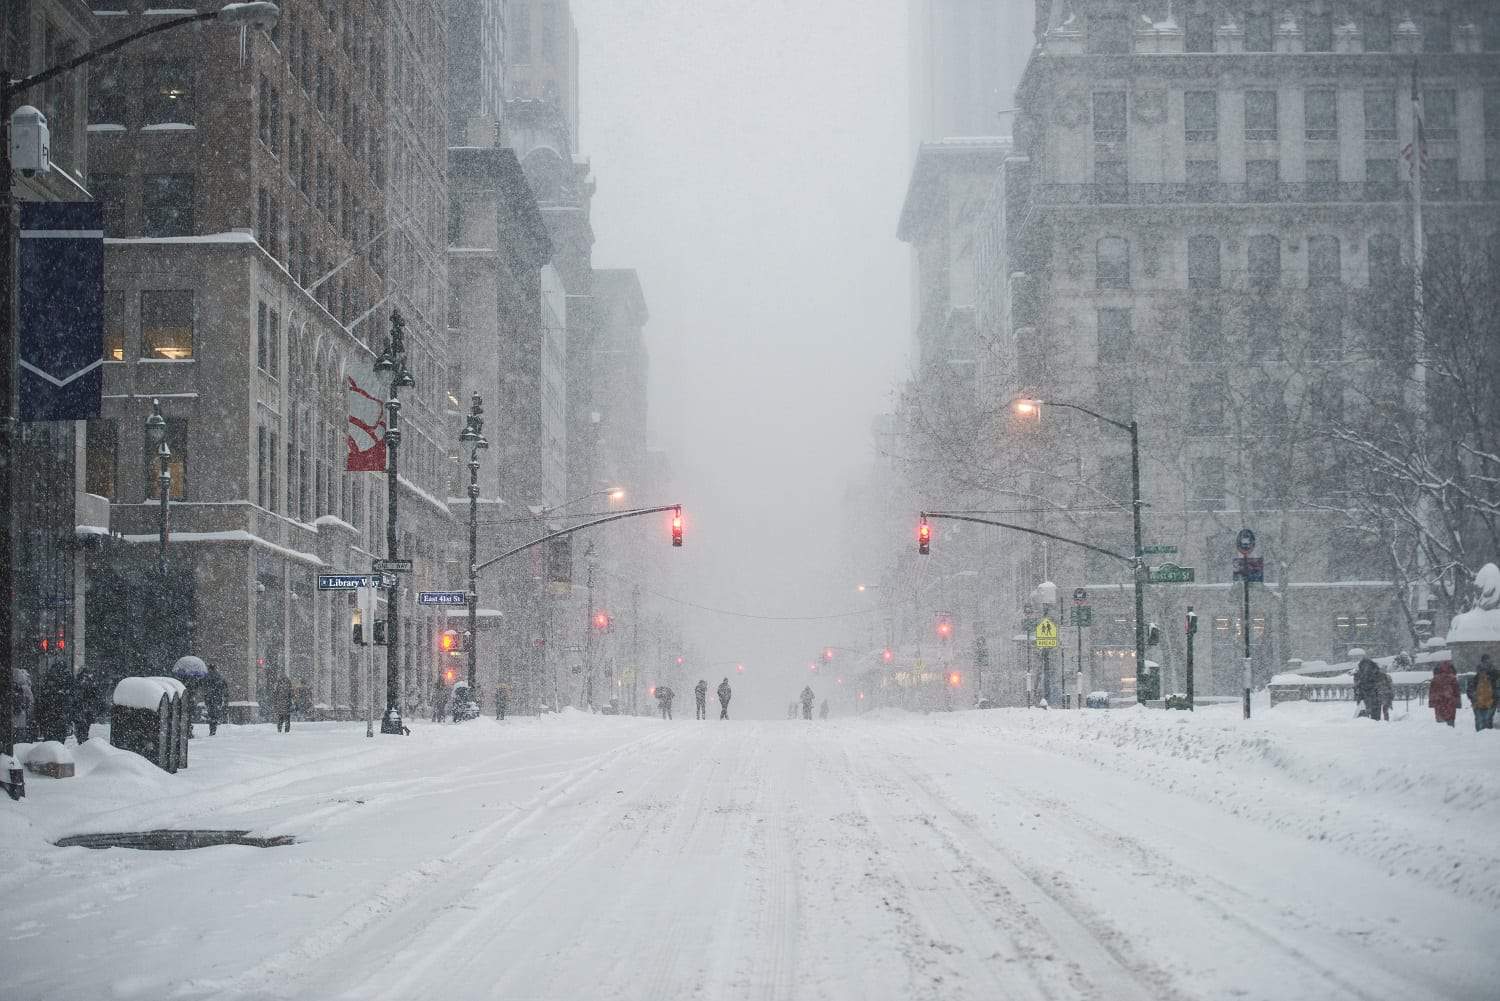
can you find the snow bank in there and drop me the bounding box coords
[1446,606,1500,643]
[22,741,73,767]
[113,676,181,710]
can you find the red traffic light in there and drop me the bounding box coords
[935,617,953,639]
[918,518,931,555]
[881,648,894,662]
[736,663,744,673]
[593,611,610,630]
[675,656,684,666]
[823,647,834,662]
[439,629,460,654]
[671,508,683,547]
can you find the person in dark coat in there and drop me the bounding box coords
[1466,654,1499,731]
[819,698,830,720]
[72,665,101,743]
[431,676,449,724]
[694,679,708,720]
[800,686,815,720]
[1376,670,1394,721]
[495,683,510,721]
[716,678,732,719]
[272,670,293,732]
[202,664,228,735]
[655,685,675,720]
[35,661,74,744]
[1429,661,1460,726]
[1352,658,1383,720]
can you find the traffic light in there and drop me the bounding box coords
[443,668,457,684]
[882,648,894,663]
[948,671,962,688]
[439,628,462,654]
[935,614,954,640]
[823,647,834,663]
[373,620,388,645]
[918,518,931,555]
[671,507,683,547]
[593,611,611,631]
[1147,622,1161,647]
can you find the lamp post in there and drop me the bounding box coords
[1014,398,1151,704]
[459,393,487,693]
[0,3,281,802]
[144,399,171,577]
[374,311,414,735]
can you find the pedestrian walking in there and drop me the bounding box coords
[800,686,815,720]
[11,668,34,744]
[656,685,675,720]
[495,683,510,721]
[787,701,797,719]
[716,678,732,720]
[1376,669,1394,721]
[431,676,449,724]
[694,679,708,720]
[1429,661,1460,727]
[35,661,74,744]
[1353,658,1383,721]
[202,663,228,735]
[271,670,294,732]
[73,664,101,743]
[1466,654,1498,731]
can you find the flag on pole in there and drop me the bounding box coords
[346,358,387,471]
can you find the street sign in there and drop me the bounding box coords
[1148,563,1197,584]
[372,558,414,573]
[1142,544,1178,556]
[1034,617,1059,649]
[1069,607,1093,626]
[1236,528,1257,554]
[419,591,468,606]
[1232,557,1265,583]
[1072,587,1088,605]
[318,574,376,590]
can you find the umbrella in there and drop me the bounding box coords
[173,655,208,678]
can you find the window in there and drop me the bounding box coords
[1246,14,1273,52]
[1185,11,1215,52]
[1092,91,1127,143]
[1308,235,1342,287]
[1088,13,1132,54]
[1095,158,1128,200]
[1306,158,1338,197]
[1096,237,1130,288]
[142,174,193,237]
[1364,89,1395,139]
[1310,297,1344,358]
[1245,91,1278,141]
[1191,458,1226,509]
[268,308,280,374]
[141,290,194,360]
[144,61,193,125]
[1248,302,1281,360]
[1186,159,1218,189]
[1305,12,1333,52]
[103,291,125,361]
[1427,158,1457,199]
[1425,90,1457,140]
[1248,235,1281,289]
[86,418,120,501]
[1246,158,1279,197]
[1366,157,1398,197]
[257,302,272,372]
[88,55,127,125]
[257,424,270,508]
[1185,91,1217,143]
[1097,308,1131,363]
[511,2,531,62]
[1187,235,1221,288]
[1305,89,1337,140]
[145,417,188,501]
[1186,303,1221,361]
[1368,233,1401,286]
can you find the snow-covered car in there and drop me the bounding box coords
[1085,691,1111,709]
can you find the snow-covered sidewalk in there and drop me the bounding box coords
[2,704,1496,1001]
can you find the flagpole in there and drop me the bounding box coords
[1408,64,1431,619]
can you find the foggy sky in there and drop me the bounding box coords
[575,0,912,715]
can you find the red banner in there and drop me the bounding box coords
[346,360,387,472]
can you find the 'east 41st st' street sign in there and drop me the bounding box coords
[1147,563,1196,584]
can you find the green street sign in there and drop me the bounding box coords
[1142,544,1178,555]
[1148,563,1196,584]
[1069,607,1093,626]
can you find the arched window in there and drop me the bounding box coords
[1096,237,1131,288]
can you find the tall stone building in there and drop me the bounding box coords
[82,1,456,720]
[908,0,1034,147]
[974,0,1500,698]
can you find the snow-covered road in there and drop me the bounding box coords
[4,706,1497,1001]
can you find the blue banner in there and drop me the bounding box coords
[19,201,104,420]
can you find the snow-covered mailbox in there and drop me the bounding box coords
[1446,563,1500,674]
[111,677,188,773]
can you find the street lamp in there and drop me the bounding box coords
[459,393,487,694]
[1013,397,1150,703]
[373,312,414,735]
[145,399,171,577]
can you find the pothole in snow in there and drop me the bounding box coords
[55,829,295,850]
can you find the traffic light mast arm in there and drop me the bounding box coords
[474,505,682,575]
[920,512,1134,566]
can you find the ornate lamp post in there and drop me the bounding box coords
[144,398,171,577]
[458,393,487,693]
[373,312,414,735]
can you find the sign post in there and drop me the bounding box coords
[1185,606,1198,711]
[1034,617,1058,706]
[1234,528,1257,719]
[1070,589,1089,708]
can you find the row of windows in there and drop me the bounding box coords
[84,417,188,503]
[102,290,194,362]
[1095,87,1495,146]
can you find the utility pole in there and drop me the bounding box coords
[631,585,640,716]
[1185,606,1198,710]
[583,542,596,709]
[375,311,414,735]
[460,393,487,693]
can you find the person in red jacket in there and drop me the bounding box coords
[1429,661,1461,727]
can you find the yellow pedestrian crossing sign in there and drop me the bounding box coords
[1034,617,1059,649]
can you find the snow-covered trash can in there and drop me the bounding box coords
[23,741,75,779]
[111,677,182,773]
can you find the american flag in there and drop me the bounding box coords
[1401,71,1428,177]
